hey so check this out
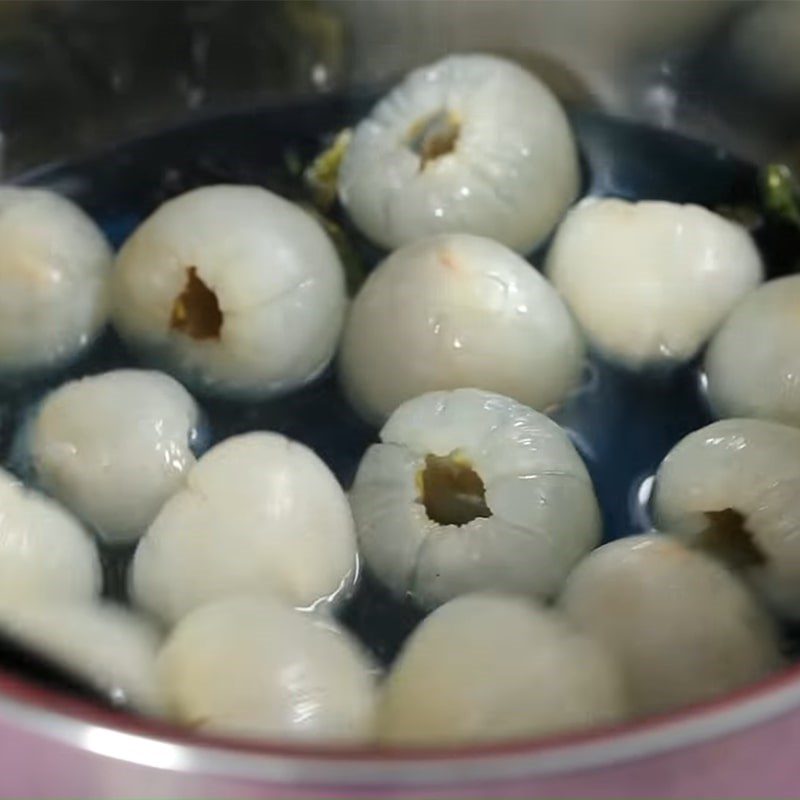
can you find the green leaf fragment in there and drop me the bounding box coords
[304,128,352,212]
[762,163,800,226]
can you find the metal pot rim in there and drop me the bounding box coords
[2,659,800,788]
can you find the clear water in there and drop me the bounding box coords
[7,95,800,680]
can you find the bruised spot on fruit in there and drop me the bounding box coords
[699,508,766,569]
[406,111,461,170]
[417,451,491,527]
[170,267,223,340]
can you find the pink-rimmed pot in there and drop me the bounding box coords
[2,662,800,798]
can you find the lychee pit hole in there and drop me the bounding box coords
[170,267,223,340]
[419,451,491,527]
[698,508,766,569]
[406,110,460,170]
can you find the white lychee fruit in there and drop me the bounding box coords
[379,593,628,744]
[338,53,579,253]
[0,467,100,604]
[653,418,800,621]
[111,185,347,399]
[705,276,800,428]
[349,388,601,609]
[130,432,358,625]
[0,187,111,374]
[27,369,201,544]
[339,233,585,426]
[0,601,164,714]
[546,198,763,368]
[560,534,782,716]
[158,596,376,742]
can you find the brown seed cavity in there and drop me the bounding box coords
[698,508,766,569]
[170,267,223,340]
[406,110,460,170]
[418,451,491,527]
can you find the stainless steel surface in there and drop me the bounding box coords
[0,1,799,175]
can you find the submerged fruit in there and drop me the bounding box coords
[339,233,585,426]
[378,593,628,744]
[546,198,763,368]
[653,418,800,620]
[560,534,782,715]
[349,388,601,609]
[0,188,111,375]
[338,53,579,253]
[27,369,201,544]
[158,596,377,742]
[0,468,100,604]
[705,276,800,428]
[130,432,358,625]
[0,601,164,714]
[111,185,347,399]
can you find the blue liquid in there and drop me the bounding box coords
[9,98,788,666]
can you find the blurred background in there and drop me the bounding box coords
[0,0,798,175]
